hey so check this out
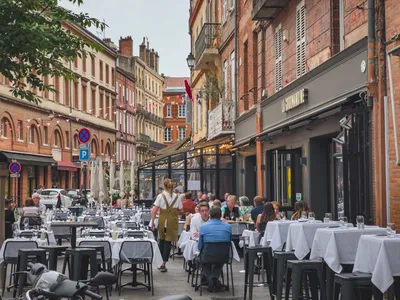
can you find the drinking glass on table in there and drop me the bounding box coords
[324,213,332,223]
[23,218,29,231]
[308,212,315,222]
[356,215,365,229]
[279,212,286,221]
[300,211,308,220]
[32,226,39,240]
[143,231,148,239]
[387,223,396,238]
[230,212,235,220]
[339,216,348,228]
[13,223,20,238]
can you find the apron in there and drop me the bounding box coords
[157,193,179,242]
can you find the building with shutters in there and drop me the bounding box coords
[162,75,191,146]
[232,0,372,223]
[0,24,117,204]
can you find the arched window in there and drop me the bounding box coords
[29,126,35,144]
[53,131,62,148]
[73,134,79,150]
[1,117,9,138]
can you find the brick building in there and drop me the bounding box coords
[0,24,117,205]
[162,76,191,145]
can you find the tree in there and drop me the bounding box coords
[0,0,106,103]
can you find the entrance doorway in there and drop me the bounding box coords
[245,155,257,201]
[266,149,303,211]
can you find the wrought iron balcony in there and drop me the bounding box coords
[194,23,221,71]
[208,101,234,140]
[252,0,289,21]
[137,133,150,148]
[148,113,166,127]
[135,103,150,117]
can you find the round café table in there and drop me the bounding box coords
[51,222,98,248]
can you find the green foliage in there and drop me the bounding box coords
[0,0,106,103]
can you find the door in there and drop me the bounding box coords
[245,155,257,201]
[271,149,303,210]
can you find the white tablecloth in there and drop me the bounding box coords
[77,237,162,268]
[0,238,48,264]
[183,240,240,262]
[239,230,261,248]
[263,220,297,250]
[285,221,332,259]
[177,231,192,249]
[310,227,387,273]
[353,235,400,293]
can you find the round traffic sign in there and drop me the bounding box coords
[9,161,21,174]
[78,127,91,144]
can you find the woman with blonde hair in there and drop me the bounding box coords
[291,201,310,220]
[151,178,183,272]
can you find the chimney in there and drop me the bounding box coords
[146,47,151,67]
[150,49,156,69]
[119,36,133,57]
[155,52,159,73]
[139,37,146,62]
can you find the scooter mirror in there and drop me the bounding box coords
[90,272,117,286]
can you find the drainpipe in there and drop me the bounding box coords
[233,0,239,121]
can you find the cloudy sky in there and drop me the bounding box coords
[61,0,190,77]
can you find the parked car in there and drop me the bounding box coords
[40,189,72,209]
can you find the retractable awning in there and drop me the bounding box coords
[57,161,78,172]
[0,151,56,166]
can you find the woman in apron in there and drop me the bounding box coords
[151,179,183,272]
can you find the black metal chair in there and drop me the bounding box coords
[194,241,234,296]
[117,240,154,296]
[272,251,297,300]
[333,272,373,300]
[84,216,105,229]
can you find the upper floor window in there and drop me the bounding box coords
[275,24,283,92]
[91,57,96,77]
[178,127,186,141]
[29,126,35,144]
[105,64,110,84]
[17,120,23,140]
[296,1,306,78]
[166,104,172,117]
[43,126,48,145]
[164,128,171,142]
[1,118,8,138]
[178,104,186,117]
[99,60,104,81]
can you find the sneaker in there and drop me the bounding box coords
[207,278,215,292]
[214,279,222,292]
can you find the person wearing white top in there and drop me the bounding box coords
[190,202,210,239]
[151,179,183,272]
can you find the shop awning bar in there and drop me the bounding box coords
[0,151,56,166]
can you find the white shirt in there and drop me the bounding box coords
[190,214,209,234]
[154,191,183,210]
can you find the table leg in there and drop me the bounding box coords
[71,227,77,249]
[326,266,334,300]
[48,250,57,271]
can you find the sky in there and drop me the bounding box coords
[61,0,190,77]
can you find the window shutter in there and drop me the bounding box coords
[296,1,306,78]
[222,0,227,22]
[275,24,283,92]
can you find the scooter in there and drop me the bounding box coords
[16,262,116,300]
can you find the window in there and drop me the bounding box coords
[178,104,186,117]
[64,78,70,106]
[99,93,104,118]
[223,60,228,100]
[55,76,60,102]
[91,57,96,76]
[222,0,227,22]
[106,64,109,84]
[275,24,283,92]
[82,55,86,72]
[74,81,79,109]
[1,118,7,138]
[29,126,35,144]
[111,68,115,86]
[74,54,78,68]
[53,131,61,147]
[91,89,96,115]
[166,104,172,117]
[243,41,249,110]
[178,127,186,141]
[231,51,235,102]
[164,128,171,142]
[17,121,23,140]
[199,100,203,128]
[44,126,48,145]
[106,96,111,120]
[65,131,70,148]
[99,60,104,81]
[296,1,306,78]
[82,84,87,112]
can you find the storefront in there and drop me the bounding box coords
[235,38,372,223]
[138,137,235,200]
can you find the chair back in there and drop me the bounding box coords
[52,226,72,237]
[78,240,112,260]
[119,240,153,264]
[116,221,138,229]
[126,231,144,238]
[4,240,38,260]
[84,216,104,228]
[199,241,232,264]
[53,212,68,221]
[231,223,247,235]
[88,231,107,238]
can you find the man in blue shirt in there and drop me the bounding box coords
[198,207,232,292]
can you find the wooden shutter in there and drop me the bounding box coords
[275,24,283,92]
[296,1,306,78]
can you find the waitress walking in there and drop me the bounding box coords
[151,179,183,272]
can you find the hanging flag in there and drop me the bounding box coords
[184,80,193,102]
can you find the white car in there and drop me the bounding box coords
[40,189,72,209]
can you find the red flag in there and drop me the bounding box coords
[184,80,193,102]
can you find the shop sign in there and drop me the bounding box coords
[281,88,308,113]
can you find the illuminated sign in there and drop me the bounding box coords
[281,88,308,113]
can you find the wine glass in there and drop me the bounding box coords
[356,215,365,229]
[32,226,39,240]
[23,218,30,231]
[230,212,235,220]
[300,211,308,220]
[308,212,315,222]
[387,223,396,238]
[143,231,148,240]
[13,223,20,238]
[339,216,348,228]
[324,213,332,223]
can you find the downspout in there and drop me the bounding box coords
[234,0,239,120]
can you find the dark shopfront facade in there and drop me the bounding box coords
[234,38,373,224]
[138,137,235,200]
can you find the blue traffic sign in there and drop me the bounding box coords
[9,161,21,174]
[78,127,91,144]
[79,147,90,161]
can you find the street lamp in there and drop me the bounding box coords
[186,53,195,71]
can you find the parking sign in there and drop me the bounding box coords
[79,147,90,161]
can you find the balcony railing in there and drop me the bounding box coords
[194,23,221,70]
[135,103,150,117]
[208,101,234,140]
[137,133,150,147]
[252,0,289,21]
[149,113,166,127]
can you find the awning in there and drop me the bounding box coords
[0,151,56,166]
[57,161,78,172]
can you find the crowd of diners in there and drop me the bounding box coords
[150,179,311,292]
